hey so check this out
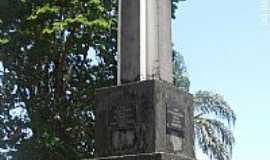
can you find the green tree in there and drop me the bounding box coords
[173,50,236,160]
[0,0,117,159]
[171,0,186,19]
[172,49,190,91]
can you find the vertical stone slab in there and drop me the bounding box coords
[119,0,141,83]
[145,0,173,83]
[118,0,173,84]
[156,0,173,83]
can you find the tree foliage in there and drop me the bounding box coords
[193,91,236,160]
[172,49,190,91]
[171,0,186,19]
[0,0,117,159]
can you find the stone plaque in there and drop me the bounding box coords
[109,104,136,129]
[109,103,137,151]
[166,106,185,138]
[166,105,185,152]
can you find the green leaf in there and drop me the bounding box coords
[0,38,9,44]
[27,3,59,20]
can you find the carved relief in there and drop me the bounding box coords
[109,104,136,129]
[109,103,137,152]
[112,130,135,150]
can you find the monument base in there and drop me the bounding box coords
[95,80,195,159]
[92,152,194,160]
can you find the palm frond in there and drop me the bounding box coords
[193,91,236,126]
[195,117,235,160]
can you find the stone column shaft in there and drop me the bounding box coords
[118,0,173,84]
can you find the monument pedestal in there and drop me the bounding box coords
[93,0,196,159]
[93,152,193,160]
[95,80,195,160]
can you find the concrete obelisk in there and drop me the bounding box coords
[94,0,195,160]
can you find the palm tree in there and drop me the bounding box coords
[173,50,236,160]
[193,91,236,160]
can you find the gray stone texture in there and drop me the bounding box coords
[95,80,195,159]
[91,152,194,160]
[119,0,140,83]
[118,0,173,84]
[145,0,173,83]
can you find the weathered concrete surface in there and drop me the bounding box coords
[90,152,194,160]
[95,80,194,159]
[118,0,173,84]
[145,0,173,83]
[119,0,141,83]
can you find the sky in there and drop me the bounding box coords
[172,0,270,160]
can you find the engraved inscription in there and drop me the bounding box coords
[109,103,137,151]
[166,106,185,138]
[110,104,136,129]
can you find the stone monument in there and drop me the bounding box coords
[94,0,195,160]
